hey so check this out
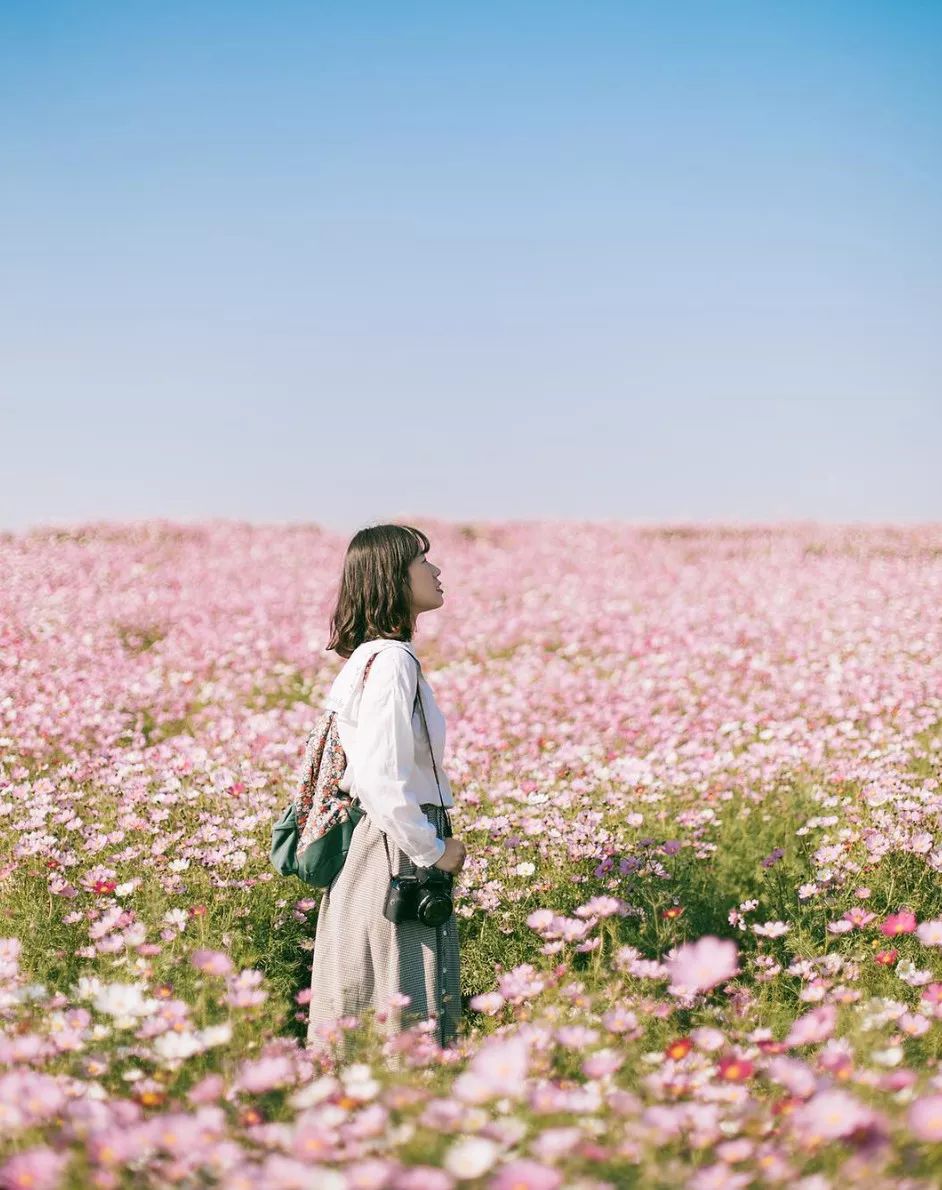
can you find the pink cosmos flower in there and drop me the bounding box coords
[489,1159,563,1190]
[555,1024,599,1049]
[468,990,505,1015]
[554,916,592,942]
[880,910,918,936]
[690,1026,726,1052]
[790,1088,876,1141]
[189,949,233,976]
[188,1073,225,1103]
[525,908,556,931]
[0,937,21,966]
[843,906,877,927]
[601,1004,639,1034]
[689,1164,751,1189]
[785,1003,837,1048]
[291,1122,340,1164]
[581,1048,624,1079]
[529,1126,584,1161]
[235,1054,294,1094]
[908,1093,942,1141]
[898,1011,931,1037]
[453,1034,531,1103]
[497,963,545,1003]
[765,1061,818,1094]
[916,919,942,946]
[0,1146,71,1190]
[395,1166,453,1190]
[574,895,627,918]
[225,968,268,1007]
[716,1138,754,1164]
[665,936,740,996]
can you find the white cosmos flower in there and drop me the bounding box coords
[872,1045,904,1067]
[443,1136,500,1179]
[289,1076,341,1109]
[93,982,158,1027]
[152,1031,203,1063]
[752,921,790,938]
[340,1063,379,1101]
[72,975,104,1002]
[199,1022,233,1048]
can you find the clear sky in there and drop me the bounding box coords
[2,0,940,533]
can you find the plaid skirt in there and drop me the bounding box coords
[307,802,462,1052]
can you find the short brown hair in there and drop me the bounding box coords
[326,523,431,658]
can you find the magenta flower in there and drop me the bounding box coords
[665,936,740,996]
[880,910,918,936]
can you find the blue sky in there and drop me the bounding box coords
[2,0,940,532]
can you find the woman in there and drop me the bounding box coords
[306,524,467,1054]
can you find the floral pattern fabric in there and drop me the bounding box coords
[295,652,380,857]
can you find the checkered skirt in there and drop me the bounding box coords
[306,801,462,1051]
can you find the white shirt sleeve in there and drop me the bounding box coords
[354,648,447,868]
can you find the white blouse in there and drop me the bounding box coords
[325,638,454,868]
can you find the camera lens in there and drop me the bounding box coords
[421,899,453,927]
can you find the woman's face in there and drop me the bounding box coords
[408,548,444,617]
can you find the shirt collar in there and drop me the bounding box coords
[325,638,419,723]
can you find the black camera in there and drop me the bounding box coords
[383,866,454,927]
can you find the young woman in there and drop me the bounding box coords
[306,524,467,1053]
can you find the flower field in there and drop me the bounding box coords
[2,519,942,1189]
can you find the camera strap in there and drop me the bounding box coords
[380,654,451,878]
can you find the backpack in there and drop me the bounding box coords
[270,647,419,888]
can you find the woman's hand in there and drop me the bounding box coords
[432,837,467,875]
